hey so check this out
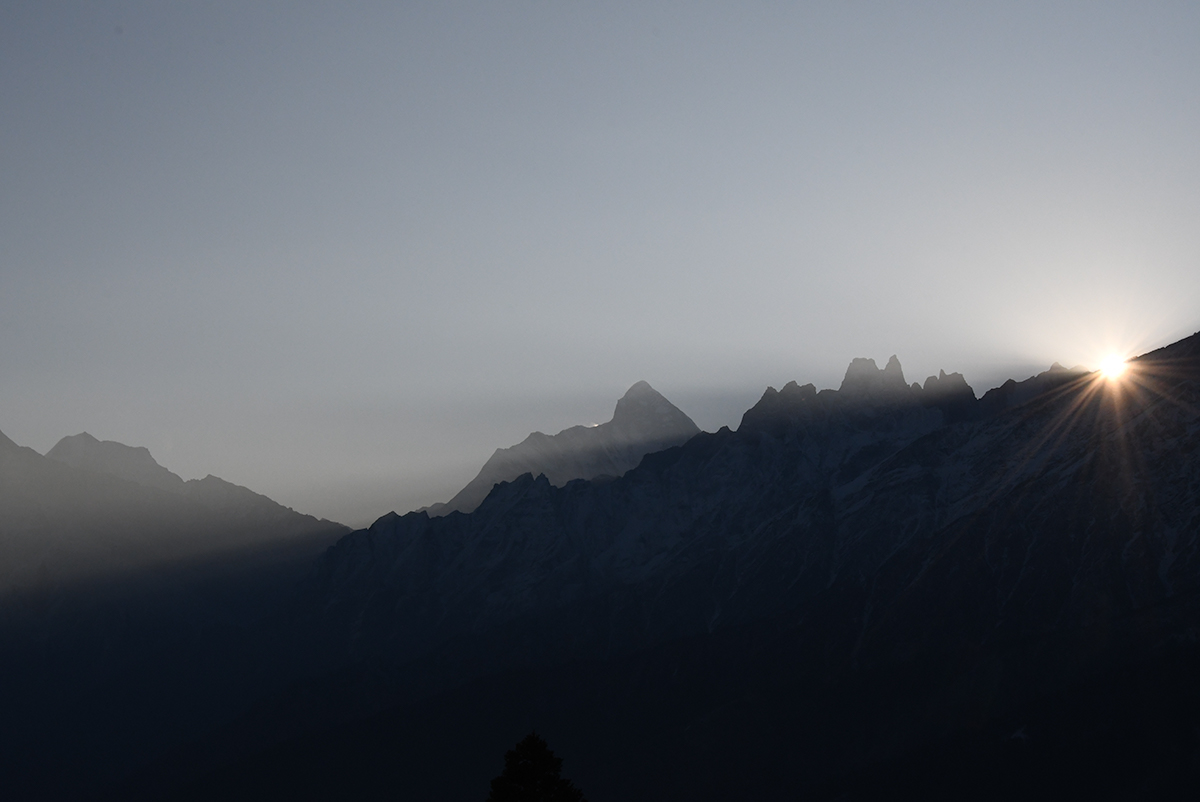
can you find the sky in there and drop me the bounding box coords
[2,1,1198,527]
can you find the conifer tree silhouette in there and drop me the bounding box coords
[487,732,587,802]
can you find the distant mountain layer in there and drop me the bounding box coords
[425,381,700,516]
[46,432,187,492]
[0,431,353,799]
[0,431,348,592]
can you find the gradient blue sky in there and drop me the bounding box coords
[3,2,1198,525]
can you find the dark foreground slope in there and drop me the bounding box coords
[135,342,1200,800]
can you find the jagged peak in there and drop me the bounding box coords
[883,354,905,383]
[839,355,909,396]
[921,369,976,401]
[842,357,880,383]
[780,381,817,402]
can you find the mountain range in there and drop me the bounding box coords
[141,345,1198,800]
[3,339,1199,800]
[285,355,1099,682]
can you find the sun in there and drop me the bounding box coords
[1099,354,1128,380]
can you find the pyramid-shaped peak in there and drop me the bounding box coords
[612,382,699,434]
[613,381,671,418]
[429,381,700,515]
[620,380,656,399]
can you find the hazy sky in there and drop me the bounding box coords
[3,2,1198,526]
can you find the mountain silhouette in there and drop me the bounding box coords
[425,381,699,516]
[290,354,995,677]
[9,338,1200,800]
[168,338,1200,799]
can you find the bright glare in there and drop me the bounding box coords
[1099,354,1128,380]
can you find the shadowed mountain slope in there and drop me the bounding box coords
[164,339,1200,800]
[426,381,699,516]
[7,341,1196,800]
[291,354,992,676]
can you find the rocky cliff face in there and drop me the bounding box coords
[426,381,700,516]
